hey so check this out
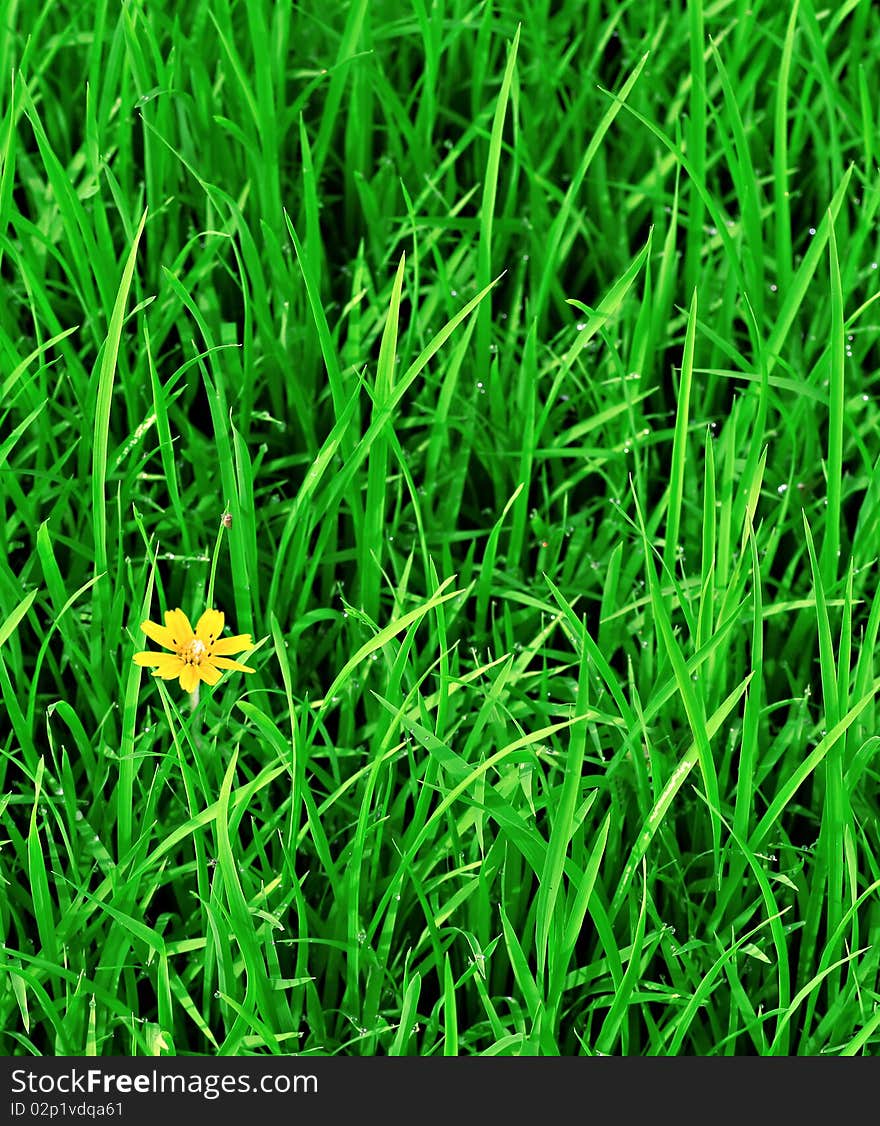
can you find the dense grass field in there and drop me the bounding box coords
[2,0,880,1057]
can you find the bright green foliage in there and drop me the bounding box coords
[2,0,880,1057]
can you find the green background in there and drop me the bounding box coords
[2,0,880,1055]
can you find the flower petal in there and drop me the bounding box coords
[164,608,194,647]
[143,653,186,679]
[140,619,175,649]
[198,662,222,687]
[179,663,200,693]
[196,608,225,645]
[211,633,253,656]
[210,656,255,673]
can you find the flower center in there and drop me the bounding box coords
[182,638,208,664]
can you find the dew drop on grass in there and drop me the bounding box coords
[808,227,816,236]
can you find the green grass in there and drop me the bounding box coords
[2,0,880,1057]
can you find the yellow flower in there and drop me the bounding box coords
[133,607,255,693]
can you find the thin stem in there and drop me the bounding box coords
[206,508,229,610]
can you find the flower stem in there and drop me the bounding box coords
[189,683,200,711]
[206,509,229,610]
